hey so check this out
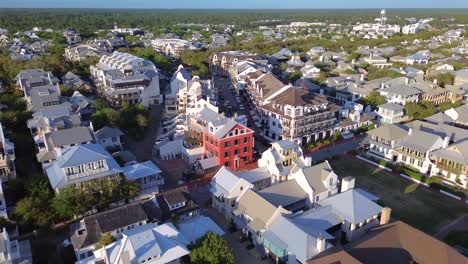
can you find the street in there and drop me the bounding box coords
[126,104,163,161]
[305,134,368,161]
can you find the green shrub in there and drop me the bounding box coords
[429,182,466,198]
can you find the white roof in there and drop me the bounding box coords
[178,216,225,244]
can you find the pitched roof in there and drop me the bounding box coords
[380,85,422,96]
[270,86,328,107]
[378,102,405,111]
[318,189,382,225]
[71,202,148,249]
[45,144,122,189]
[301,161,333,194]
[95,126,124,139]
[258,180,308,208]
[431,140,468,165]
[346,221,467,264]
[266,214,334,263]
[399,129,442,153]
[48,126,94,147]
[122,161,162,180]
[236,189,288,231]
[210,166,252,198]
[367,124,409,141]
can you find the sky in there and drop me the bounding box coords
[1,0,468,9]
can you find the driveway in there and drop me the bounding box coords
[305,134,368,161]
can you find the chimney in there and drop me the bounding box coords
[304,156,312,167]
[380,82,385,89]
[408,128,413,136]
[443,136,450,148]
[316,236,326,253]
[405,77,410,85]
[360,74,365,82]
[341,176,355,192]
[380,207,392,225]
[433,79,438,85]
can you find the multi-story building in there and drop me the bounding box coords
[430,140,468,188]
[0,228,32,264]
[377,103,406,124]
[210,51,262,76]
[90,51,161,107]
[70,202,149,261]
[152,38,197,58]
[204,115,254,171]
[258,139,309,182]
[44,144,123,192]
[258,86,340,145]
[0,124,15,182]
[64,44,110,62]
[177,76,217,116]
[14,69,62,111]
[242,70,340,145]
[379,84,421,106]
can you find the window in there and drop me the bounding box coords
[234,149,239,155]
[235,129,239,135]
[329,178,334,186]
[224,142,230,148]
[224,152,230,158]
[224,161,230,167]
[315,196,319,202]
[418,160,423,167]
[243,147,248,153]
[243,137,249,143]
[234,139,239,145]
[112,137,117,142]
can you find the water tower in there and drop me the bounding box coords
[380,9,386,25]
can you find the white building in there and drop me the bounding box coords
[77,223,189,264]
[377,103,406,124]
[0,228,32,264]
[90,51,161,107]
[402,23,421,35]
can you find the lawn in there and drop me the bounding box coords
[330,156,468,235]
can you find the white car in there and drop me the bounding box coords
[342,131,355,139]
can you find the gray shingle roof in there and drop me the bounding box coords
[49,127,94,147]
[71,202,148,249]
[95,126,124,140]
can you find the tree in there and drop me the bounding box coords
[427,73,454,88]
[189,232,234,264]
[52,186,93,219]
[332,130,342,141]
[405,101,436,120]
[360,91,385,109]
[59,85,74,97]
[0,217,14,230]
[438,101,462,112]
[95,233,116,249]
[120,180,140,200]
[13,178,55,227]
[288,71,302,83]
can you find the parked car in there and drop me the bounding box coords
[342,131,355,139]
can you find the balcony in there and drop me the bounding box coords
[67,167,110,181]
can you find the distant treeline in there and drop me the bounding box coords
[0,9,467,36]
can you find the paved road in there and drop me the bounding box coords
[435,214,468,239]
[305,135,368,161]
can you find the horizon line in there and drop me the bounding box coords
[1,7,468,10]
